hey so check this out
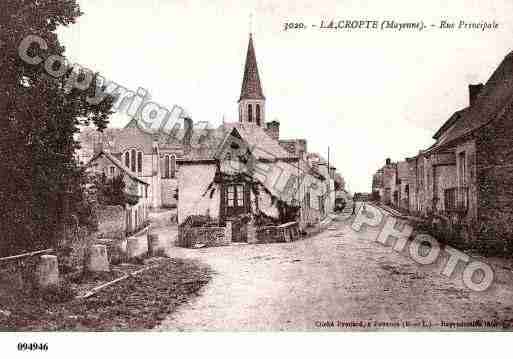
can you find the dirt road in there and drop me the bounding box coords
[157,208,513,331]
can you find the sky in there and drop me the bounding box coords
[57,0,513,193]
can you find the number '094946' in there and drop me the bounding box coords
[17,343,49,351]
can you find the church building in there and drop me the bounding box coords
[78,33,338,229]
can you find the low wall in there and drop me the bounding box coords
[97,205,126,239]
[256,226,283,243]
[126,201,149,235]
[177,226,228,248]
[256,222,300,243]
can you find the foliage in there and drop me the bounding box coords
[86,173,138,207]
[38,281,77,303]
[0,0,115,255]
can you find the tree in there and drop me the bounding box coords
[91,173,135,207]
[0,1,114,255]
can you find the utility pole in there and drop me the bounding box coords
[327,146,330,216]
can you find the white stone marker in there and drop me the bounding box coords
[35,255,59,288]
[127,236,145,258]
[225,221,233,243]
[86,244,110,272]
[148,234,165,256]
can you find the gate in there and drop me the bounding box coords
[231,218,247,243]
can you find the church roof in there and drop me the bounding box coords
[78,127,155,154]
[239,34,265,101]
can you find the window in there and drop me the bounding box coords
[109,166,115,176]
[319,196,324,215]
[248,104,253,122]
[131,149,136,172]
[458,152,466,185]
[444,188,457,211]
[170,155,176,178]
[304,192,311,208]
[163,155,169,178]
[226,184,244,208]
[124,149,142,174]
[137,152,142,173]
[162,155,178,179]
[256,104,261,126]
[125,152,130,168]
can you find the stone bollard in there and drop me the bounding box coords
[247,220,258,244]
[35,255,59,289]
[86,244,110,272]
[225,221,233,244]
[127,236,147,258]
[148,234,165,256]
[117,239,127,255]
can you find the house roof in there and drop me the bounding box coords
[231,123,294,160]
[88,151,149,186]
[432,108,468,140]
[180,123,297,162]
[429,51,513,152]
[239,34,265,101]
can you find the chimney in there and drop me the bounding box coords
[182,117,193,152]
[469,83,484,106]
[93,134,104,155]
[297,139,307,155]
[265,120,280,141]
[386,158,391,165]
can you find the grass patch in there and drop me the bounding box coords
[0,258,212,331]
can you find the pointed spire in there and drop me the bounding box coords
[239,33,265,101]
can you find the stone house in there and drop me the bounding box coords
[177,124,325,226]
[87,150,150,234]
[176,33,333,244]
[418,51,513,250]
[372,168,384,201]
[78,33,343,233]
[396,160,412,211]
[78,127,182,209]
[376,51,513,252]
[379,158,398,206]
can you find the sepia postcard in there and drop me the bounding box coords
[1,0,513,356]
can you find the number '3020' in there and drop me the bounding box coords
[284,22,306,31]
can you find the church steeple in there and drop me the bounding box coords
[239,34,265,101]
[239,33,265,127]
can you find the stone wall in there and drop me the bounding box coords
[177,226,228,248]
[475,109,513,253]
[256,226,282,243]
[433,164,457,212]
[126,201,149,235]
[256,222,300,243]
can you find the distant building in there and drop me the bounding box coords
[77,33,346,239]
[87,150,150,234]
[372,51,513,253]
